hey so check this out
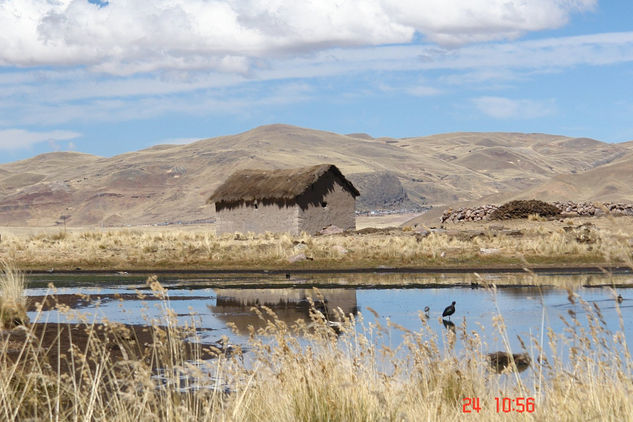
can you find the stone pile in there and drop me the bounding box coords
[552,201,633,217]
[441,201,633,223]
[440,205,499,223]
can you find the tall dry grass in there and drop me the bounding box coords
[1,277,633,421]
[0,220,631,271]
[0,261,28,328]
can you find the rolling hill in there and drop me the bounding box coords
[507,151,633,203]
[0,124,631,226]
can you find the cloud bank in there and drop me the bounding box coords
[473,97,556,119]
[0,129,80,150]
[0,0,596,74]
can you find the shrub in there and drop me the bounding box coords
[490,200,561,220]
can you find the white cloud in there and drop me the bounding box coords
[0,0,596,75]
[439,69,521,86]
[377,78,441,97]
[0,79,316,126]
[2,30,630,108]
[1,27,631,126]
[382,0,596,46]
[472,96,556,119]
[407,85,441,97]
[0,129,81,150]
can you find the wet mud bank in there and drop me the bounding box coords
[2,322,228,376]
[26,265,633,276]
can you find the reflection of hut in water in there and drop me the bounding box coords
[499,286,556,298]
[209,289,357,333]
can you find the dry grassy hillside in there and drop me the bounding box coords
[510,151,633,202]
[0,124,630,226]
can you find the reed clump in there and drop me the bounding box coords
[0,261,28,328]
[2,278,633,421]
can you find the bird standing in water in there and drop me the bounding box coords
[442,301,456,320]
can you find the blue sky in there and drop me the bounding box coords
[1,0,632,163]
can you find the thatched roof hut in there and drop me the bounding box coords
[209,164,359,234]
[209,164,359,211]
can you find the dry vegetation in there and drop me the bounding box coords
[1,278,632,421]
[0,262,28,328]
[1,216,633,271]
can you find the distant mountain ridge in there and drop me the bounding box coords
[0,124,631,226]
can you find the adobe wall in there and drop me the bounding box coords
[298,183,356,234]
[215,203,299,234]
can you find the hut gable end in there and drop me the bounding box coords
[209,164,359,211]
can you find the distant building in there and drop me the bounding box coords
[208,164,359,234]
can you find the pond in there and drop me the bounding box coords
[25,270,633,365]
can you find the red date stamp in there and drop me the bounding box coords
[462,397,535,413]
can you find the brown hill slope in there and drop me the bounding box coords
[508,152,633,203]
[406,144,633,227]
[0,124,629,226]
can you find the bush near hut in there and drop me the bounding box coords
[489,200,561,220]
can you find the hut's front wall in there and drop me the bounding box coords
[298,183,356,234]
[215,203,299,234]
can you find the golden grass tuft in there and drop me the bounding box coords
[0,261,28,328]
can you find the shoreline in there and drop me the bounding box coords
[23,265,633,290]
[24,264,633,276]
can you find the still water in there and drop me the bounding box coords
[25,271,633,361]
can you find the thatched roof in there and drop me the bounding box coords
[208,164,359,206]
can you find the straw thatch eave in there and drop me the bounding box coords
[208,164,359,209]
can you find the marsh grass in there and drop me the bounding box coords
[0,261,28,328]
[0,220,630,271]
[1,276,633,421]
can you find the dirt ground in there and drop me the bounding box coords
[356,213,421,228]
[437,215,633,236]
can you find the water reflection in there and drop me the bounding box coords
[500,286,556,298]
[441,319,455,332]
[24,271,633,372]
[487,352,531,373]
[208,288,358,333]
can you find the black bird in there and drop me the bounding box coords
[442,301,456,320]
[617,294,624,304]
[424,306,430,318]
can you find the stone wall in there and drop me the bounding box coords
[215,202,298,234]
[441,201,633,223]
[298,183,356,234]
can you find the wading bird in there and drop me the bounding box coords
[442,301,456,320]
